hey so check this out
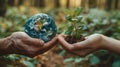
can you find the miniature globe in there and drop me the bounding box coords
[25,13,57,42]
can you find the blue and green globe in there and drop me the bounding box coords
[25,13,57,42]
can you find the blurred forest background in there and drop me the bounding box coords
[0,0,120,67]
[0,0,120,17]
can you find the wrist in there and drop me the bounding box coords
[99,35,105,48]
[92,34,106,49]
[100,35,111,49]
[0,37,14,55]
[100,35,120,52]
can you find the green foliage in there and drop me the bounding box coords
[0,6,120,67]
[0,7,28,37]
[64,57,74,63]
[64,7,84,39]
[64,7,83,17]
[64,56,85,63]
[58,8,120,67]
[0,54,40,67]
[89,54,100,65]
[112,60,120,67]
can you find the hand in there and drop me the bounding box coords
[1,32,57,57]
[58,34,104,57]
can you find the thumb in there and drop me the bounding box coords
[22,38,44,47]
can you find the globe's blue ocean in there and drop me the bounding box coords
[25,13,57,42]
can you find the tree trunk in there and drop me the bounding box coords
[39,0,45,7]
[8,0,21,6]
[85,0,89,11]
[106,0,112,10]
[18,0,23,6]
[0,0,7,17]
[34,0,38,7]
[54,0,60,8]
[81,0,84,7]
[89,0,96,8]
[34,0,45,8]
[115,0,118,9]
[8,0,15,6]
[66,0,69,8]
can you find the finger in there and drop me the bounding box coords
[36,36,58,54]
[60,34,67,38]
[74,48,93,57]
[11,32,30,39]
[22,38,44,47]
[58,34,74,51]
[42,36,58,49]
[72,40,91,50]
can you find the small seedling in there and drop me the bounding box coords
[64,7,85,44]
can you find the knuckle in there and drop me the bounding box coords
[93,34,102,37]
[40,40,44,45]
[12,32,20,36]
[92,34,103,40]
[12,32,17,35]
[35,39,44,46]
[11,32,27,38]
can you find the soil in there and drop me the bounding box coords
[65,35,85,44]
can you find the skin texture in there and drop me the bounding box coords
[58,34,120,57]
[0,32,57,57]
[1,33,120,57]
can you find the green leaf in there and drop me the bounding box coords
[112,60,120,67]
[65,15,72,21]
[74,7,83,16]
[29,59,40,64]
[64,9,73,16]
[64,58,74,63]
[75,57,83,63]
[59,50,66,56]
[6,54,20,61]
[76,15,83,23]
[89,54,100,65]
[22,60,35,67]
[65,25,74,35]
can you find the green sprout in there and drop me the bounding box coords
[64,7,84,39]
